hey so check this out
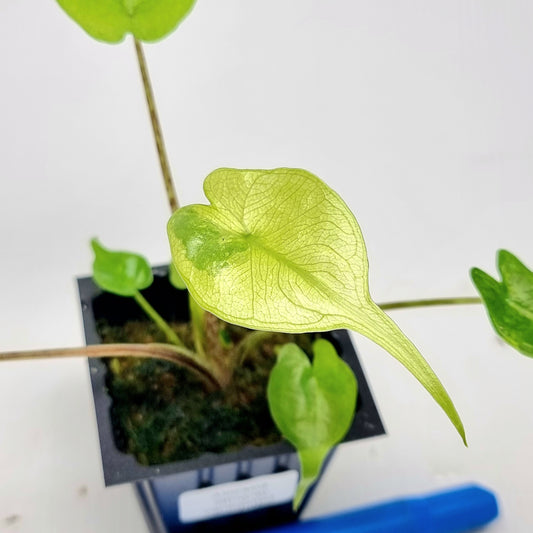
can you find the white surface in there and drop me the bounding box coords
[1,1,532,531]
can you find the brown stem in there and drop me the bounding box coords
[0,343,221,391]
[134,38,179,213]
[378,297,483,311]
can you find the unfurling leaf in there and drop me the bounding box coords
[472,250,533,357]
[56,0,196,43]
[267,340,357,509]
[167,168,466,443]
[91,238,153,296]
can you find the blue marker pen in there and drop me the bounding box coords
[259,484,498,533]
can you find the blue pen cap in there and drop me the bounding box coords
[258,484,498,533]
[412,484,499,533]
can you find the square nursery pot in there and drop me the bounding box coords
[78,266,385,533]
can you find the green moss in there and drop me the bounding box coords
[97,317,317,465]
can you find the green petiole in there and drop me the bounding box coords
[133,290,184,347]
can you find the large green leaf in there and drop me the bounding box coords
[471,250,533,357]
[56,0,196,43]
[167,168,466,443]
[267,340,357,509]
[91,238,153,296]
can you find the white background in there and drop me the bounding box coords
[1,1,532,531]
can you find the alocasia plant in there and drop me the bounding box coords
[1,0,530,514]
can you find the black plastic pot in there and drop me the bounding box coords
[78,266,385,532]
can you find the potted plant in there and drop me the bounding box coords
[2,3,389,528]
[77,248,385,531]
[1,2,532,532]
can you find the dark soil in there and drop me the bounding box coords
[97,317,319,466]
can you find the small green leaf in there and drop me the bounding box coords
[167,168,466,443]
[471,250,533,357]
[56,0,196,43]
[91,238,153,296]
[267,340,357,509]
[169,263,187,290]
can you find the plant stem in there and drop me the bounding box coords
[378,296,482,311]
[134,38,179,213]
[133,290,184,346]
[236,330,275,363]
[0,344,221,390]
[189,294,207,358]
